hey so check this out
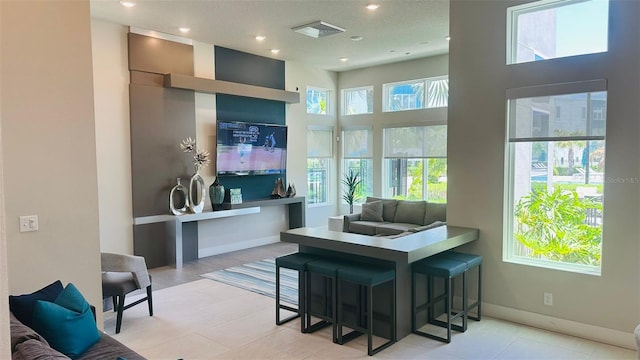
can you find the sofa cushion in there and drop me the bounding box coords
[77,332,146,360]
[349,221,385,235]
[409,221,447,232]
[424,202,447,225]
[381,231,413,239]
[9,280,64,328]
[12,339,69,360]
[10,312,50,354]
[360,200,383,222]
[394,200,426,225]
[32,283,101,359]
[376,223,419,236]
[366,197,398,222]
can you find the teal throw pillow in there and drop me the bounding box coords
[32,283,100,359]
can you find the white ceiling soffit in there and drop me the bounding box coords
[90,0,450,72]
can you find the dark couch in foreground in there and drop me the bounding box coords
[10,311,145,360]
[343,197,446,236]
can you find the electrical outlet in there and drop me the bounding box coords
[19,215,38,233]
[544,292,553,306]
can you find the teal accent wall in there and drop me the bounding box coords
[215,46,287,200]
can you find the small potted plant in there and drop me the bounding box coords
[342,169,362,214]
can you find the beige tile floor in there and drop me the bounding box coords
[105,277,636,360]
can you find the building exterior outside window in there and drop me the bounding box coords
[505,81,607,275]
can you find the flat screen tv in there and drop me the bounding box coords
[216,120,287,176]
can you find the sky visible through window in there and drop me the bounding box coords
[556,0,608,57]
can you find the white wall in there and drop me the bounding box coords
[0,1,10,355]
[448,0,640,348]
[286,61,339,226]
[91,19,134,254]
[1,0,103,325]
[338,55,449,198]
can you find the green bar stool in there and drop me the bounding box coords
[412,257,467,343]
[275,252,320,332]
[305,259,346,342]
[437,251,483,323]
[337,264,396,356]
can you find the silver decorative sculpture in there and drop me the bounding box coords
[169,178,189,215]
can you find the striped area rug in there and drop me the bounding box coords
[200,258,298,305]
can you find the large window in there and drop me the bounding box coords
[306,87,330,115]
[342,86,373,115]
[382,125,447,202]
[342,127,373,203]
[505,80,607,275]
[507,0,609,64]
[383,76,448,112]
[307,127,333,205]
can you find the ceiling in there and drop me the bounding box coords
[90,0,450,72]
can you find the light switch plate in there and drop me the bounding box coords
[19,215,38,232]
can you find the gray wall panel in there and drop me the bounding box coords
[129,84,196,217]
[133,223,167,269]
[128,33,194,75]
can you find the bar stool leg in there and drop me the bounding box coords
[367,284,374,356]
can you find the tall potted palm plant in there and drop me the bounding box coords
[342,169,362,214]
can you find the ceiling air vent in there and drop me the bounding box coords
[292,21,345,38]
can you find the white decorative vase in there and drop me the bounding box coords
[188,170,206,213]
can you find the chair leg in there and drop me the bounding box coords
[112,296,117,312]
[146,285,153,317]
[115,294,125,334]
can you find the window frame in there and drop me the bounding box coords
[506,0,609,65]
[306,126,334,206]
[382,76,449,113]
[382,125,448,202]
[341,126,374,203]
[341,86,374,116]
[306,86,331,115]
[503,80,607,276]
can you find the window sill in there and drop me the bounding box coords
[503,256,601,276]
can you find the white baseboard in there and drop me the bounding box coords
[483,302,636,351]
[198,235,279,258]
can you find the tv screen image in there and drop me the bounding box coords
[216,121,287,176]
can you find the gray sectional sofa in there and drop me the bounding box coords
[343,197,446,236]
[10,311,145,359]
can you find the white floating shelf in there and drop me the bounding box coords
[164,73,300,104]
[133,207,261,225]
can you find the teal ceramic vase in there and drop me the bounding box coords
[209,177,225,211]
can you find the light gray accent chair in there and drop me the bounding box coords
[101,252,153,334]
[343,197,446,236]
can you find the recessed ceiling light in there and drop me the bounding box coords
[366,4,380,10]
[270,49,280,54]
[339,57,349,62]
[418,41,430,45]
[255,35,266,41]
[120,1,135,7]
[179,27,190,33]
[389,50,396,53]
[350,36,363,41]
[405,52,411,55]
[445,35,451,41]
